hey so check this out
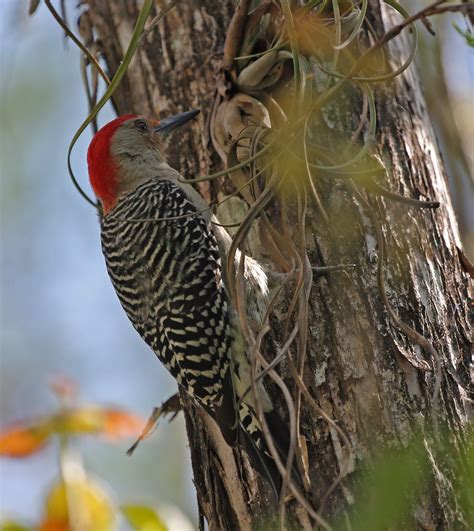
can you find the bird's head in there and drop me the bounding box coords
[87,110,199,213]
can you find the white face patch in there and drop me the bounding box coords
[111,121,163,161]
[110,121,169,197]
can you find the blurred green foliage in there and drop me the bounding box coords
[0,55,59,219]
[453,23,474,47]
[335,429,474,530]
[122,505,168,531]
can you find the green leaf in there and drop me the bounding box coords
[0,522,31,531]
[453,23,474,48]
[338,438,429,531]
[455,426,474,519]
[121,505,167,531]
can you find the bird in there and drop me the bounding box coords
[87,110,290,494]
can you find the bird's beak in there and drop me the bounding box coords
[154,109,200,134]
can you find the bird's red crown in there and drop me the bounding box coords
[87,114,138,213]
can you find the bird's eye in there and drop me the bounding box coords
[135,120,148,132]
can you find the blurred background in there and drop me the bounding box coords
[0,0,472,528]
[0,0,196,527]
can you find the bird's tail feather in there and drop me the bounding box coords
[238,403,302,498]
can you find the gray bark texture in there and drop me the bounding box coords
[82,1,472,529]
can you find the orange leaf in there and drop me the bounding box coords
[38,519,70,531]
[54,407,143,440]
[0,423,50,457]
[102,409,144,440]
[0,407,144,456]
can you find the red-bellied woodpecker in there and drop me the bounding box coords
[87,111,288,492]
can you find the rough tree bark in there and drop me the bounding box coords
[81,1,471,529]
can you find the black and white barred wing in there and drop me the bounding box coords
[101,179,238,444]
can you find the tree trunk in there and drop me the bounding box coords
[82,1,472,529]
